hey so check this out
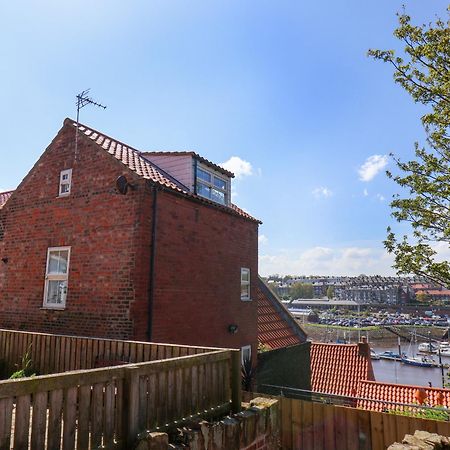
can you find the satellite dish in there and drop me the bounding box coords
[116,175,129,195]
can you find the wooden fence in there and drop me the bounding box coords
[0,329,217,376]
[244,393,450,450]
[0,330,242,450]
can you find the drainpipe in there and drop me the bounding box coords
[147,184,158,341]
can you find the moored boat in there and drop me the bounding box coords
[401,355,436,368]
[370,349,380,360]
[418,342,438,353]
[379,351,403,361]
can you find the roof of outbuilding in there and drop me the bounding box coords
[310,342,375,397]
[0,191,13,209]
[67,119,260,223]
[256,278,307,349]
[357,380,450,411]
[143,151,235,178]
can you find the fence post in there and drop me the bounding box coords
[231,350,242,413]
[123,365,140,448]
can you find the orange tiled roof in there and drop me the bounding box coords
[357,380,450,412]
[0,191,13,209]
[310,342,375,397]
[257,278,307,350]
[67,119,260,223]
[143,151,235,178]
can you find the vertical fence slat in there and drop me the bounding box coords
[77,385,91,450]
[345,407,359,450]
[382,411,398,448]
[115,378,124,445]
[62,386,77,450]
[104,381,115,447]
[312,401,324,450]
[91,383,104,449]
[125,368,140,448]
[370,410,384,450]
[14,394,31,450]
[48,388,63,450]
[323,403,335,450]
[357,408,372,450]
[291,397,302,450]
[138,375,148,431]
[334,406,347,450]
[31,391,48,450]
[0,397,13,450]
[167,369,175,422]
[280,397,293,450]
[147,373,157,430]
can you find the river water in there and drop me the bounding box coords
[371,340,450,388]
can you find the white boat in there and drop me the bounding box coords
[370,349,380,360]
[418,342,438,353]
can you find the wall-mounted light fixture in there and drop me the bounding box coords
[228,324,238,334]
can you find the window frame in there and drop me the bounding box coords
[195,164,229,206]
[42,246,71,309]
[241,345,252,364]
[241,267,251,301]
[59,168,72,197]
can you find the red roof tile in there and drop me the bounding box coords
[66,119,260,223]
[257,278,307,350]
[357,380,450,411]
[142,151,235,178]
[310,342,375,397]
[0,191,13,209]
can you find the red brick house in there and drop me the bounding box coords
[0,118,260,356]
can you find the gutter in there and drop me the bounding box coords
[147,184,159,341]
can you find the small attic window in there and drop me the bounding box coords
[59,169,72,197]
[195,165,229,206]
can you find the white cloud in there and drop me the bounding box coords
[259,246,395,276]
[376,193,385,202]
[358,155,388,182]
[312,186,333,198]
[258,234,268,245]
[220,156,253,179]
[363,188,368,197]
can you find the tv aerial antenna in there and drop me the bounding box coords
[75,89,107,160]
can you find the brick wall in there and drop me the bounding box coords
[150,189,259,353]
[0,123,149,339]
[0,120,259,353]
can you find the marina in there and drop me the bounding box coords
[371,341,450,388]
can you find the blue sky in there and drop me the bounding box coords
[1,1,447,276]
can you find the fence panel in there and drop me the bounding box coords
[0,329,216,377]
[0,350,236,449]
[243,393,450,450]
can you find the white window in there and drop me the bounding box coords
[59,169,72,196]
[241,267,251,300]
[196,165,229,206]
[43,247,71,308]
[241,345,252,364]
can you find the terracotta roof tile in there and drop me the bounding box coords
[142,151,235,178]
[310,342,375,397]
[0,191,13,209]
[66,119,260,223]
[257,278,307,350]
[357,380,450,411]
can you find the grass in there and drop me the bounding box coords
[305,323,380,331]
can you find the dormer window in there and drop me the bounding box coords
[195,165,229,206]
[59,169,72,196]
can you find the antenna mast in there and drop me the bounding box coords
[75,89,106,160]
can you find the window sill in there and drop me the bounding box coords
[40,306,66,311]
[240,298,252,302]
